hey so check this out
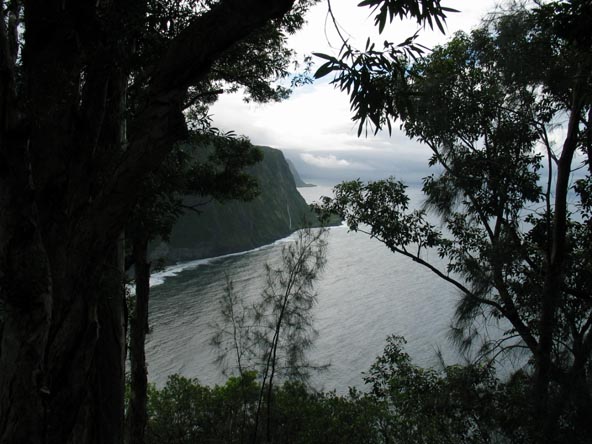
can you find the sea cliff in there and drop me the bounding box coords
[153,146,319,263]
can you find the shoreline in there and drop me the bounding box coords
[149,223,346,288]
[149,182,342,288]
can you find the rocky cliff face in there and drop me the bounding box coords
[153,146,317,263]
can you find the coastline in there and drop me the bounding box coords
[149,223,345,288]
[149,182,342,288]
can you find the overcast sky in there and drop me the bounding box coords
[210,0,501,184]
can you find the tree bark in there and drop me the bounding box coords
[0,211,52,444]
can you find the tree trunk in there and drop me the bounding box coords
[0,29,52,440]
[535,80,585,443]
[1,1,298,443]
[0,213,52,444]
[127,236,151,444]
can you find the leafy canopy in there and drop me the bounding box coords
[317,2,592,440]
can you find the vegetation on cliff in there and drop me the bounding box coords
[142,337,533,444]
[160,146,323,263]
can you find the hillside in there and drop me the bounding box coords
[286,158,315,187]
[154,146,319,263]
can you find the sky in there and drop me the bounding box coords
[210,0,501,184]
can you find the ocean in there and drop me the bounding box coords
[145,183,501,392]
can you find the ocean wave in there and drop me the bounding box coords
[150,225,344,288]
[148,230,310,288]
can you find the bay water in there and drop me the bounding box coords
[146,183,488,392]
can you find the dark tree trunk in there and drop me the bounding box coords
[0,9,52,438]
[127,235,151,444]
[535,78,585,444]
[0,1,297,443]
[0,211,52,444]
[44,245,126,444]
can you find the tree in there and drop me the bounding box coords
[125,132,262,444]
[143,338,523,444]
[364,336,510,444]
[123,0,320,432]
[0,1,320,443]
[213,226,328,443]
[316,2,592,442]
[254,226,328,443]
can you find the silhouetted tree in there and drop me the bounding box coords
[317,2,592,442]
[213,226,328,443]
[0,1,316,443]
[125,132,261,444]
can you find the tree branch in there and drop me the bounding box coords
[326,0,350,48]
[180,199,212,213]
[90,0,297,246]
[183,89,224,110]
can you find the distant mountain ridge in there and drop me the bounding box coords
[286,158,315,187]
[152,146,320,263]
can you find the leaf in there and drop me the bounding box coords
[312,52,336,61]
[435,15,446,34]
[378,12,387,34]
[314,62,336,79]
[441,6,460,13]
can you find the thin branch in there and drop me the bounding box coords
[357,228,481,302]
[180,198,212,213]
[474,333,526,365]
[357,225,541,354]
[326,0,350,49]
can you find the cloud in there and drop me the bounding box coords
[209,0,499,182]
[300,153,373,170]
